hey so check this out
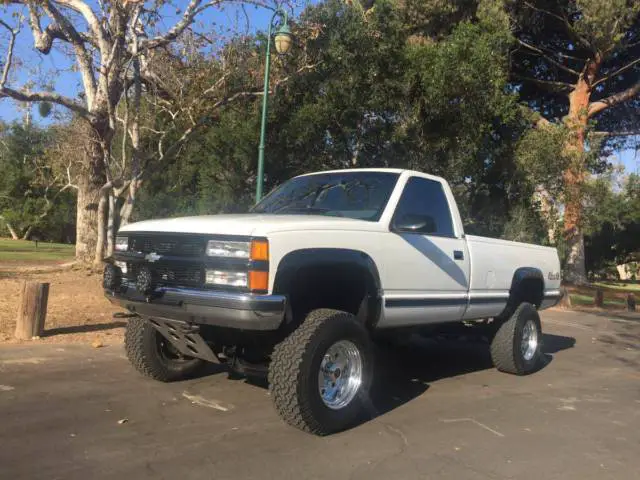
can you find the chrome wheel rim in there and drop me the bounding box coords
[521,320,539,361]
[318,340,363,410]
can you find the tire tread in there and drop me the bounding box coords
[124,317,202,382]
[490,302,540,375]
[269,309,362,435]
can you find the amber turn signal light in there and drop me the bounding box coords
[250,240,269,261]
[249,270,269,292]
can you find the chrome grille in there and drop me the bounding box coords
[129,235,205,257]
[127,263,203,288]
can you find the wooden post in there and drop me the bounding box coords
[595,288,604,308]
[15,282,50,340]
[628,294,636,312]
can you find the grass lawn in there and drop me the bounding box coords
[0,238,75,264]
[569,282,634,310]
[592,281,640,292]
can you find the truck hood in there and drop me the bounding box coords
[118,214,382,237]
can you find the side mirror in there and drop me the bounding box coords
[392,213,436,234]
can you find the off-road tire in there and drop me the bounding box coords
[125,317,204,382]
[269,309,373,436]
[490,302,542,375]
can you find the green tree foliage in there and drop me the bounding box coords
[132,0,548,243]
[8,0,636,271]
[0,122,75,241]
[507,0,640,282]
[583,171,640,275]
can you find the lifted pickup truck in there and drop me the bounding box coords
[104,168,561,435]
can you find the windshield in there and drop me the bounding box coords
[251,171,400,221]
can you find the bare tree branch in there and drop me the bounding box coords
[589,80,640,117]
[0,87,91,118]
[65,163,78,190]
[26,5,71,54]
[513,74,575,91]
[140,0,209,50]
[620,39,640,51]
[591,130,640,137]
[0,19,19,88]
[593,57,640,88]
[54,0,109,55]
[139,0,272,51]
[522,1,594,53]
[516,38,581,76]
[39,1,98,106]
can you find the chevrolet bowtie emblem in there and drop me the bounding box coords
[145,252,162,263]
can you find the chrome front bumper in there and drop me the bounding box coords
[106,286,287,331]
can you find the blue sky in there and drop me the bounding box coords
[617,148,639,173]
[0,1,311,121]
[0,0,637,173]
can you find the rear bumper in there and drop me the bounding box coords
[105,286,287,331]
[540,290,562,310]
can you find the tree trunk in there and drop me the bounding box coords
[94,186,109,266]
[0,217,19,240]
[562,166,587,284]
[562,76,590,285]
[21,225,34,241]
[76,130,107,263]
[106,191,116,258]
[120,179,140,227]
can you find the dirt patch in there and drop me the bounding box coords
[0,267,124,345]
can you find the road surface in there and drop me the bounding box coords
[1,309,638,479]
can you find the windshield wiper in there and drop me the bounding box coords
[276,206,332,215]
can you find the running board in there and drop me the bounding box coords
[147,317,220,364]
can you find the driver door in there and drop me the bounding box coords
[380,176,471,327]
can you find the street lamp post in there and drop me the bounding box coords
[256,8,293,203]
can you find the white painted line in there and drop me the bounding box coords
[1,357,46,365]
[182,392,231,412]
[441,418,505,437]
[0,385,15,392]
[385,424,409,446]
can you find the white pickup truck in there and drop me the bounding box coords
[104,168,561,435]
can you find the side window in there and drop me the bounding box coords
[393,177,455,237]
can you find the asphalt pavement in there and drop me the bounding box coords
[1,309,638,480]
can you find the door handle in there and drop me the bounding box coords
[453,250,464,260]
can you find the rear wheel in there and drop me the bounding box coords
[490,302,542,375]
[269,309,373,435]
[125,317,204,382]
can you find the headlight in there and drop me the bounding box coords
[206,240,250,258]
[115,236,128,252]
[205,270,248,287]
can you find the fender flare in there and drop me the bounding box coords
[501,267,545,317]
[272,248,382,327]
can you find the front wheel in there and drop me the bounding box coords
[124,317,204,382]
[269,309,373,436]
[490,302,543,375]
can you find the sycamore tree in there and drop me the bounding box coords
[508,0,640,283]
[0,0,301,264]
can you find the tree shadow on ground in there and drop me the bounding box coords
[179,332,576,431]
[361,332,576,423]
[43,321,126,336]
